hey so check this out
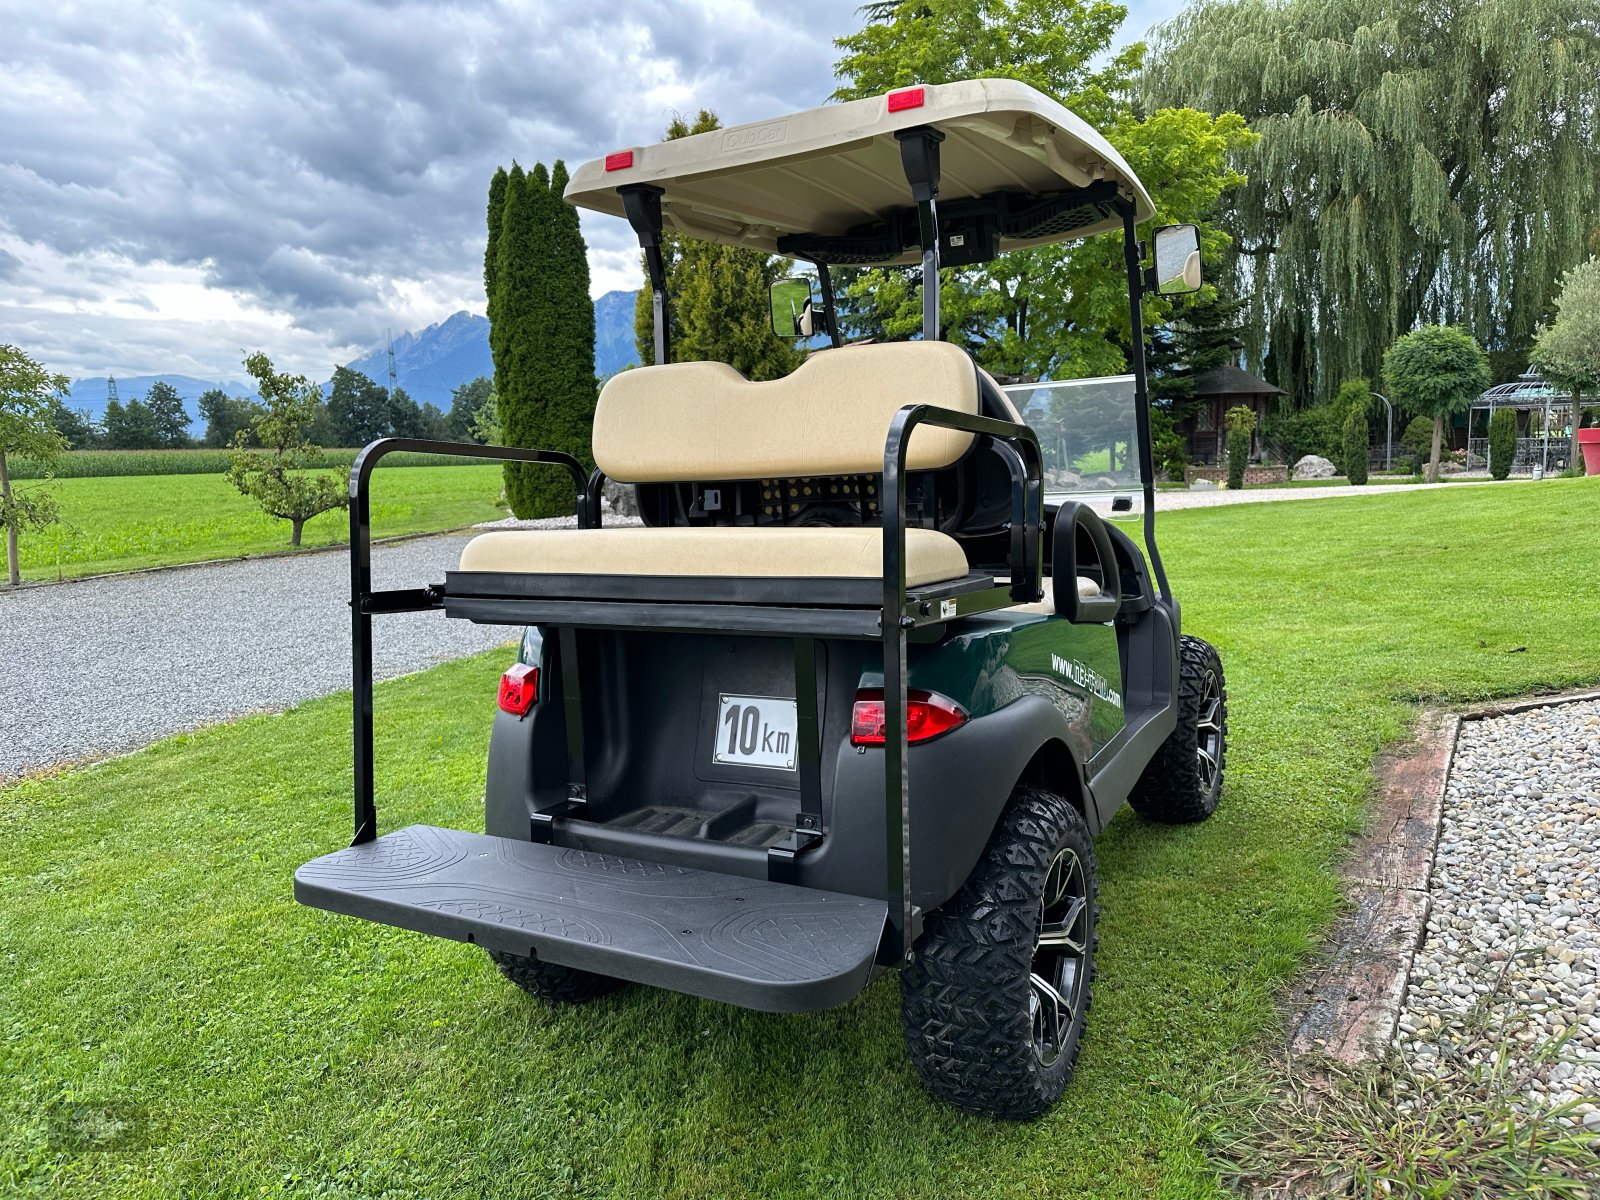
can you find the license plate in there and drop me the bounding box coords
[713,693,797,771]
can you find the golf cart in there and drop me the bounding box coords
[295,78,1227,1120]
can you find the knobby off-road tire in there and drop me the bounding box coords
[1128,634,1227,824]
[899,787,1097,1120]
[486,949,627,1004]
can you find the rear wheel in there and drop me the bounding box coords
[486,949,626,1004]
[899,786,1096,1119]
[1128,634,1227,824]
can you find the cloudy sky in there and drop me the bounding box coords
[0,0,1179,381]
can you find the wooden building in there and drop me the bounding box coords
[1177,364,1286,465]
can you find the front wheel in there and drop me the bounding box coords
[899,786,1097,1119]
[1128,634,1227,824]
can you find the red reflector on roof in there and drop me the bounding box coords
[887,87,925,113]
[498,662,540,716]
[604,150,635,171]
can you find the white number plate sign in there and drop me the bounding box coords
[713,694,797,771]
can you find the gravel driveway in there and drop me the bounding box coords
[0,534,517,782]
[1076,477,1507,516]
[1395,697,1600,1129]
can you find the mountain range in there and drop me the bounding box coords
[65,289,642,434]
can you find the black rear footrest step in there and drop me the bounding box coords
[295,825,888,1013]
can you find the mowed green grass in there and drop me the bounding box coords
[3,479,1597,1198]
[14,465,507,581]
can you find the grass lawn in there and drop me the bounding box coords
[3,478,1598,1198]
[13,465,507,582]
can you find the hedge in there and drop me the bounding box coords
[6,448,476,480]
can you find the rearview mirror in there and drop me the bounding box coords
[770,272,822,338]
[1152,224,1202,295]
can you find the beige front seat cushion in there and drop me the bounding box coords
[1010,575,1102,616]
[459,526,970,588]
[593,341,980,483]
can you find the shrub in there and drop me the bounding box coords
[1225,405,1256,490]
[1487,408,1517,479]
[1399,415,1434,459]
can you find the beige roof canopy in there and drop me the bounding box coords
[563,78,1153,265]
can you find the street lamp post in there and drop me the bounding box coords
[1371,392,1394,472]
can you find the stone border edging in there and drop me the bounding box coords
[1288,684,1600,1064]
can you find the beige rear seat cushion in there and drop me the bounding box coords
[593,341,979,483]
[458,526,970,588]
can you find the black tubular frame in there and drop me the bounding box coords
[348,438,590,846]
[880,405,1043,958]
[342,412,1040,968]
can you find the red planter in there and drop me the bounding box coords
[1580,428,1600,476]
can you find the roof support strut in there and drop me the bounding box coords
[620,184,670,365]
[895,126,945,341]
[1115,196,1172,605]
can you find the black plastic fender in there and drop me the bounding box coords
[796,693,1090,912]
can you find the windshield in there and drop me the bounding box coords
[1002,375,1145,501]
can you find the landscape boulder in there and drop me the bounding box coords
[1293,454,1338,480]
[602,479,639,518]
[1189,478,1218,491]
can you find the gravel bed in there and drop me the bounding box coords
[1394,698,1600,1130]
[0,531,553,783]
[0,514,650,783]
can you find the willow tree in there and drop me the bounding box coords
[1146,0,1600,403]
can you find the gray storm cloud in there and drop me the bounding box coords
[0,0,1172,378]
[0,0,859,376]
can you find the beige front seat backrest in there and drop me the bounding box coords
[593,341,980,484]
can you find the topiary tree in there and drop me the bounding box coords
[0,344,70,586]
[1341,406,1369,485]
[1486,407,1518,479]
[1382,325,1490,482]
[1337,378,1371,484]
[1225,404,1256,489]
[226,352,348,546]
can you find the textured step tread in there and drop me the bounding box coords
[295,825,886,1012]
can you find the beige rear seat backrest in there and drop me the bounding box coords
[593,341,980,484]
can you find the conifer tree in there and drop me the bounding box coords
[492,161,597,517]
[494,164,548,515]
[631,111,801,380]
[526,158,597,515]
[488,162,524,426]
[484,166,508,326]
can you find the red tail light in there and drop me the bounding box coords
[850,688,968,746]
[497,663,540,716]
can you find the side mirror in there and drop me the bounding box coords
[770,272,823,338]
[1151,224,1202,295]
